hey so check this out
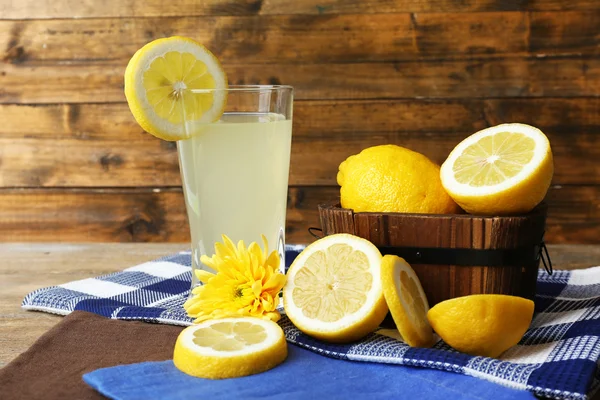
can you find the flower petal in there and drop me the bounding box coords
[263,311,281,322]
[251,280,262,297]
[196,270,215,283]
[266,250,280,271]
[222,235,237,252]
[261,296,273,311]
[261,235,269,258]
[263,273,287,294]
[199,255,216,270]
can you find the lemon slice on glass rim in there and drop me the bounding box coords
[173,317,287,379]
[124,36,228,141]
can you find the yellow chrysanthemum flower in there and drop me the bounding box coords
[183,235,287,323]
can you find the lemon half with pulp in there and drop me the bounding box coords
[427,294,534,358]
[283,234,388,343]
[440,123,553,215]
[124,36,228,140]
[173,317,287,379]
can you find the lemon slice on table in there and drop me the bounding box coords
[173,317,287,379]
[124,36,228,141]
[283,234,388,343]
[440,123,553,215]
[427,295,534,358]
[380,255,434,348]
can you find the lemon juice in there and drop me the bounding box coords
[178,112,292,285]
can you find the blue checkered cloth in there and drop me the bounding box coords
[23,248,600,400]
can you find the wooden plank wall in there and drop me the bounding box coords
[1,0,599,244]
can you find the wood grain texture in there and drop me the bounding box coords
[264,0,600,14]
[2,0,600,19]
[0,185,597,244]
[0,1,598,245]
[4,98,600,139]
[3,56,600,103]
[1,14,417,64]
[321,204,547,249]
[8,12,597,64]
[1,99,599,187]
[0,243,188,367]
[5,12,600,66]
[0,188,190,243]
[0,187,331,244]
[319,204,546,304]
[0,139,180,187]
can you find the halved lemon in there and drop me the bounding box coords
[381,255,434,348]
[283,234,388,343]
[124,36,228,141]
[427,295,534,358]
[173,317,287,379]
[440,123,553,215]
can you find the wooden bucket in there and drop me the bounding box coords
[318,203,548,306]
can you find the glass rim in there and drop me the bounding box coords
[190,84,293,94]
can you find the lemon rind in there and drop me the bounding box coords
[124,36,228,141]
[440,123,552,197]
[381,255,434,348]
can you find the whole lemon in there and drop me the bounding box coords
[337,145,460,214]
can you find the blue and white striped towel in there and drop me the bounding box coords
[23,247,600,400]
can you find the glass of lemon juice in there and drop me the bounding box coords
[177,85,293,288]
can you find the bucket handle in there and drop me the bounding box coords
[308,227,323,240]
[540,239,553,275]
[538,231,553,275]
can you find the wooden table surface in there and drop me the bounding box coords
[2,242,600,369]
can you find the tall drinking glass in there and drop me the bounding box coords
[177,85,293,290]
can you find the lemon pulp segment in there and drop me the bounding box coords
[192,320,268,351]
[440,123,553,215]
[124,36,228,140]
[453,131,536,186]
[292,243,373,322]
[142,51,217,125]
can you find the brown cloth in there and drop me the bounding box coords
[0,311,184,400]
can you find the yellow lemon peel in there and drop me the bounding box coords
[338,145,460,214]
[427,294,535,358]
[440,123,553,215]
[173,317,288,379]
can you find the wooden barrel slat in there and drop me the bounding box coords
[318,203,547,305]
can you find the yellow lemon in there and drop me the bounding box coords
[283,234,388,343]
[427,294,535,358]
[173,317,287,379]
[124,36,228,141]
[381,255,434,347]
[337,145,460,214]
[440,123,554,215]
